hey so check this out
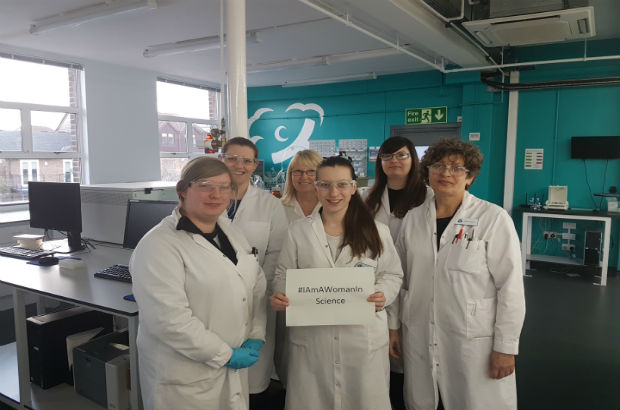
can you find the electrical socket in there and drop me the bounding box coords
[562,244,571,251]
[544,231,559,239]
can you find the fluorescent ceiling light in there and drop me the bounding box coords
[144,32,260,58]
[282,72,377,87]
[248,48,401,73]
[30,0,157,35]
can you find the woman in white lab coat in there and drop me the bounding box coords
[390,139,526,410]
[131,157,267,410]
[276,149,323,386]
[365,136,427,243]
[271,156,403,410]
[221,138,288,402]
[280,149,323,221]
[364,136,428,409]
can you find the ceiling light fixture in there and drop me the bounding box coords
[248,48,401,73]
[282,72,377,87]
[29,0,157,35]
[143,31,260,58]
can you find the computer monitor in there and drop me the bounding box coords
[28,181,83,251]
[122,200,177,249]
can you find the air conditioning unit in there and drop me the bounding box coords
[462,6,595,47]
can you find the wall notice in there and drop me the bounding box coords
[524,148,544,170]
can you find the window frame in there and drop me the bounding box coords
[0,54,84,206]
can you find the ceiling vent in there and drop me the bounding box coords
[462,6,595,47]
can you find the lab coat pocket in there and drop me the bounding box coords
[355,257,378,269]
[446,239,486,274]
[368,310,389,351]
[243,221,269,263]
[466,297,497,339]
[236,253,261,287]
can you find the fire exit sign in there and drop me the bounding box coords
[405,106,447,124]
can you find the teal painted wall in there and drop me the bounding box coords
[248,71,507,204]
[511,61,620,268]
[247,43,619,269]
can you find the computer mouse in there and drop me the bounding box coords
[38,256,59,266]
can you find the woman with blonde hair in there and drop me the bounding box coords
[281,149,323,221]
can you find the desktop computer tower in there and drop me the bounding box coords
[584,231,602,266]
[27,307,113,389]
[73,331,130,410]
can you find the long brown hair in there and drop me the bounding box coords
[366,136,426,218]
[317,156,383,259]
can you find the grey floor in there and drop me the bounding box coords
[0,269,618,410]
[517,269,620,410]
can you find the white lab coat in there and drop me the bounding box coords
[274,213,403,410]
[392,191,526,410]
[229,185,288,393]
[130,209,267,410]
[281,197,321,222]
[276,197,321,387]
[367,186,431,373]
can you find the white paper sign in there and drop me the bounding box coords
[285,267,375,326]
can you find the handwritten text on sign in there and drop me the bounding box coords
[285,267,374,326]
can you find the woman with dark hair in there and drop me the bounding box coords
[365,136,427,241]
[270,156,403,410]
[390,139,525,410]
[365,136,428,409]
[130,157,267,409]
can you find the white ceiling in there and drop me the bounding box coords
[0,0,618,87]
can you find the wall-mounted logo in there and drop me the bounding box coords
[248,103,324,164]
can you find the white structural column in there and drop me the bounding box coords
[226,0,249,139]
[503,71,519,213]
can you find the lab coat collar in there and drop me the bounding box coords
[309,212,355,267]
[230,184,259,221]
[426,190,474,251]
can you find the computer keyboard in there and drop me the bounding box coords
[0,246,53,260]
[94,264,132,283]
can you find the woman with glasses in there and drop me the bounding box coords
[281,149,323,221]
[390,139,525,410]
[130,157,267,410]
[275,149,323,387]
[365,137,428,409]
[221,137,288,407]
[271,156,403,410]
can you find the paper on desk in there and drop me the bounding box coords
[66,327,105,368]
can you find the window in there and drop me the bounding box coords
[0,54,83,203]
[157,79,220,181]
[20,160,39,186]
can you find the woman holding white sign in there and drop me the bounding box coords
[271,156,403,410]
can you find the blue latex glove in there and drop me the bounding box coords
[225,347,259,369]
[241,338,264,352]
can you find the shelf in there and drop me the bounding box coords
[0,342,104,410]
[526,254,585,266]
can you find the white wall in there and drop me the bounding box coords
[83,61,161,183]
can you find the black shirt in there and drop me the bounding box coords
[387,188,405,213]
[436,217,452,250]
[176,216,238,265]
[227,199,242,220]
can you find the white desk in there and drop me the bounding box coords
[521,211,612,286]
[0,244,140,410]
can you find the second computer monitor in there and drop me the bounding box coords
[122,200,177,249]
